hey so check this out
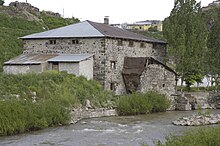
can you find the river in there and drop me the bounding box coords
[0,110,220,146]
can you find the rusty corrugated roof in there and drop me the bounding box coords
[4,54,58,65]
[4,54,94,65]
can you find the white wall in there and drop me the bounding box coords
[79,57,93,80]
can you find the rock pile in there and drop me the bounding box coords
[172,114,220,126]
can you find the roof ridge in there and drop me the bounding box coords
[87,20,106,36]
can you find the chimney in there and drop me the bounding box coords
[104,16,109,25]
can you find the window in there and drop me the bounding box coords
[128,41,134,47]
[110,83,116,91]
[152,43,157,49]
[162,84,165,87]
[72,40,79,44]
[140,42,145,48]
[117,39,123,46]
[52,62,59,71]
[110,61,116,69]
[49,40,56,45]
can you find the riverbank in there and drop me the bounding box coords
[1,110,220,146]
[172,114,220,126]
[70,108,117,124]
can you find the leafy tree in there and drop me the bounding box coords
[206,8,220,86]
[163,0,208,84]
[0,0,4,6]
[148,26,158,32]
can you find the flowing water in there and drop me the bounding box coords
[0,110,220,146]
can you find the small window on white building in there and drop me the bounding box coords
[52,62,59,71]
[49,40,56,45]
[110,61,116,69]
[72,40,79,44]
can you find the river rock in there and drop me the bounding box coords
[172,114,220,126]
[85,99,92,109]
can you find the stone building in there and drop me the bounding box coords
[4,20,176,97]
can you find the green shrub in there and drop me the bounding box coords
[0,99,70,136]
[117,92,170,116]
[155,126,220,146]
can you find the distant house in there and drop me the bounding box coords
[128,20,163,31]
[4,20,176,98]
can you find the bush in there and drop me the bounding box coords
[117,92,170,116]
[0,99,70,136]
[155,126,220,146]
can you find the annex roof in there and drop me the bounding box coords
[48,54,93,62]
[4,54,93,65]
[4,54,58,65]
[21,20,166,44]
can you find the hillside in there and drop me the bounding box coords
[0,4,79,72]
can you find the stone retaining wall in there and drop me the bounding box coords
[70,108,117,124]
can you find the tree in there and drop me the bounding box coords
[163,0,208,85]
[206,8,220,86]
[0,0,4,6]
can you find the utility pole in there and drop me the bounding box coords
[63,8,64,18]
[26,0,27,3]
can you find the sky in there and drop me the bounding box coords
[5,0,215,24]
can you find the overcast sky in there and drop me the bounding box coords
[5,0,214,23]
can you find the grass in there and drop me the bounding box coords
[0,71,115,136]
[116,92,170,116]
[154,126,220,146]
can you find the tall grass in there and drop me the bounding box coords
[0,71,115,136]
[155,126,220,146]
[117,92,170,116]
[0,99,70,136]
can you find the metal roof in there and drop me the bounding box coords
[21,21,104,39]
[48,54,93,62]
[4,54,58,65]
[4,54,93,65]
[21,20,166,44]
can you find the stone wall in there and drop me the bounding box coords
[23,37,166,94]
[175,91,220,111]
[140,64,176,98]
[104,39,166,94]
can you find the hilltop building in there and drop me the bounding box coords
[4,20,176,99]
